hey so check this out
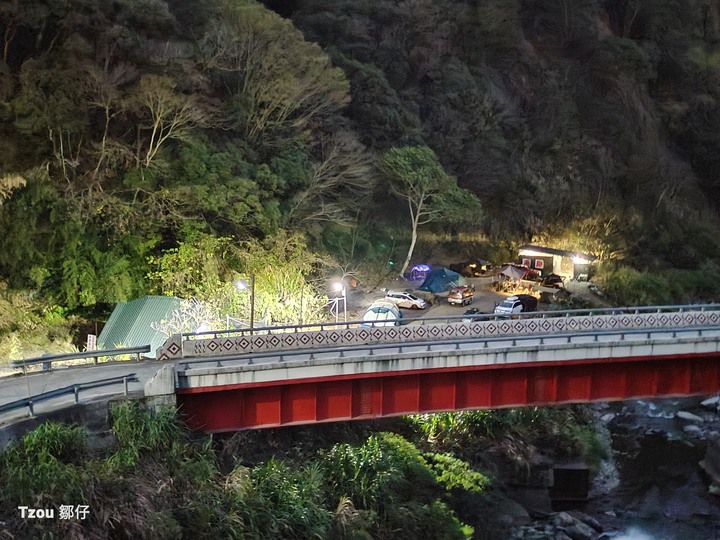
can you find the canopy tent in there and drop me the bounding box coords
[410,264,431,281]
[499,264,527,281]
[418,268,465,293]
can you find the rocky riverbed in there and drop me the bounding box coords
[507,397,720,540]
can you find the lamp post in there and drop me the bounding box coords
[235,275,256,334]
[299,283,304,326]
[332,282,347,324]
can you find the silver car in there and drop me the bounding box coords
[384,291,428,310]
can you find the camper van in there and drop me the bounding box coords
[362,300,403,327]
[448,285,475,306]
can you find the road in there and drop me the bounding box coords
[0,361,170,423]
[420,280,506,319]
[346,277,508,322]
[0,279,532,423]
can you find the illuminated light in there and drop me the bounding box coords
[332,282,344,292]
[235,280,249,291]
[388,260,395,266]
[572,256,591,264]
[411,264,431,272]
[234,276,255,333]
[518,249,550,257]
[195,323,210,334]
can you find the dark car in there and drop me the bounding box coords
[462,307,484,322]
[542,273,564,288]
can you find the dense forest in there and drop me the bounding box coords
[2,2,720,537]
[0,401,604,539]
[2,0,720,320]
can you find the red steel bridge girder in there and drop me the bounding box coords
[176,353,720,432]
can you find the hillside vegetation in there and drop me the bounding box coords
[1,0,720,329]
[0,402,602,539]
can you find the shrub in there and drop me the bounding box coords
[596,264,671,305]
[107,401,184,468]
[320,433,474,539]
[224,458,332,539]
[424,453,488,493]
[596,262,720,305]
[0,423,87,506]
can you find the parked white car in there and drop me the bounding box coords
[384,290,428,309]
[493,294,538,316]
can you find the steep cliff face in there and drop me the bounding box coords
[1,0,719,309]
[288,0,720,264]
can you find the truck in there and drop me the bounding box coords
[493,294,538,316]
[448,285,475,306]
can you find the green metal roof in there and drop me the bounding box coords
[98,296,182,357]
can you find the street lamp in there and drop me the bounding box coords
[299,283,305,326]
[235,275,255,334]
[332,281,347,324]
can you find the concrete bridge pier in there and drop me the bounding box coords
[144,364,177,410]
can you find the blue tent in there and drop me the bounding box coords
[418,268,465,293]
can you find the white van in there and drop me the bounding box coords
[362,300,403,327]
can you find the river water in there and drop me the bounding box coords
[504,397,720,539]
[582,398,720,539]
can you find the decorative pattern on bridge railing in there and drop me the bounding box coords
[155,309,720,361]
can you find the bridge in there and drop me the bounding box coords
[142,304,720,432]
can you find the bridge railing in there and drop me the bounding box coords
[175,325,720,371]
[0,373,139,418]
[179,303,720,340]
[10,345,151,371]
[156,303,720,361]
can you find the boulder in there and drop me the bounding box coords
[564,522,595,540]
[568,511,603,532]
[554,512,575,526]
[701,396,720,409]
[638,485,662,519]
[699,440,720,495]
[494,498,531,527]
[676,411,704,423]
[603,510,617,518]
[552,512,596,540]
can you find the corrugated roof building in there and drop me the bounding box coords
[518,245,597,279]
[98,296,182,357]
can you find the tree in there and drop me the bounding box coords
[83,62,138,180]
[129,74,208,169]
[285,131,377,229]
[146,231,330,327]
[0,173,25,204]
[198,0,349,148]
[238,232,330,326]
[151,298,224,337]
[381,146,481,276]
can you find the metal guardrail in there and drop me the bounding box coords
[177,325,720,370]
[0,373,139,417]
[10,345,151,370]
[183,303,720,340]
